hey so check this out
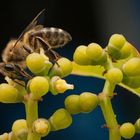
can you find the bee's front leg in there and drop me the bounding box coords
[22,44,33,54]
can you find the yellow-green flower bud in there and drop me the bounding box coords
[38,60,53,76]
[0,133,8,140]
[26,53,47,74]
[50,76,74,95]
[0,83,23,103]
[12,119,28,140]
[119,123,135,139]
[57,58,73,77]
[73,45,92,65]
[120,42,132,59]
[105,68,123,84]
[93,51,107,65]
[65,95,81,114]
[79,92,99,113]
[33,118,51,137]
[109,34,126,49]
[107,45,121,60]
[49,108,72,131]
[135,118,140,133]
[54,79,74,93]
[122,57,140,76]
[86,43,103,61]
[29,76,49,99]
[122,75,140,88]
[48,65,63,78]
[5,77,27,97]
[8,132,18,140]
[49,58,73,78]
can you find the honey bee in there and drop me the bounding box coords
[0,9,72,85]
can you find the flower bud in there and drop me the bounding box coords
[93,51,107,65]
[50,76,74,95]
[135,118,140,133]
[122,75,140,88]
[107,45,121,60]
[38,60,53,76]
[0,133,8,140]
[49,58,73,78]
[122,57,140,76]
[105,68,123,84]
[120,42,132,59]
[49,108,72,131]
[8,132,18,140]
[79,92,99,113]
[29,76,49,99]
[26,53,47,74]
[54,79,74,93]
[5,77,27,97]
[65,95,81,114]
[12,119,28,140]
[0,83,23,103]
[86,43,103,61]
[33,118,51,137]
[73,45,92,65]
[119,122,135,139]
[57,58,73,77]
[109,34,126,49]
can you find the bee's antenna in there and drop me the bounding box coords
[12,37,22,50]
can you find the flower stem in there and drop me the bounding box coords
[99,80,121,140]
[25,94,41,140]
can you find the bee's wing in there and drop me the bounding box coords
[23,9,46,31]
[13,9,46,49]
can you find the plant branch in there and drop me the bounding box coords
[99,81,121,140]
[25,94,40,140]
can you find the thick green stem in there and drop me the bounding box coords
[103,81,115,97]
[25,94,41,140]
[99,80,121,140]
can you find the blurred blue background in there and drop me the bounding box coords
[0,0,140,140]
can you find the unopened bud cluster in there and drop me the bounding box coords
[1,33,140,140]
[0,49,74,103]
[0,48,74,139]
[65,92,99,114]
[73,43,107,66]
[73,34,140,88]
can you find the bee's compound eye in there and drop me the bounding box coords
[9,49,13,54]
[4,64,15,71]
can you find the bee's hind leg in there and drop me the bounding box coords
[22,45,33,54]
[34,36,61,66]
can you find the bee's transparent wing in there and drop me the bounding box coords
[24,9,46,31]
[13,9,46,49]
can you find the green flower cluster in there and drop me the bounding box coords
[72,34,140,140]
[0,49,74,140]
[73,43,107,65]
[0,108,72,139]
[0,50,74,104]
[73,34,140,88]
[0,33,140,140]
